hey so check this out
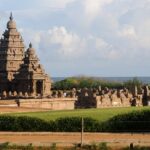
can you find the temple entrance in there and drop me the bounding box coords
[8,82,12,92]
[36,80,43,95]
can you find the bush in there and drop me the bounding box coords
[55,117,100,132]
[84,117,100,132]
[123,145,150,150]
[1,110,150,132]
[0,116,56,131]
[56,117,81,132]
[0,142,10,149]
[0,116,18,131]
[103,110,150,132]
[0,116,100,132]
[52,77,123,90]
[124,77,143,91]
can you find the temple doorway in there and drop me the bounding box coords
[36,80,43,95]
[8,82,12,92]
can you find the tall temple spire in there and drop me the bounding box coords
[29,42,32,48]
[7,12,16,29]
[0,13,51,96]
[10,12,13,20]
[27,42,36,56]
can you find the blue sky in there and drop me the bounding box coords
[0,0,150,77]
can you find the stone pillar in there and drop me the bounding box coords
[33,80,36,96]
[8,91,12,98]
[133,86,138,97]
[2,91,7,99]
[143,85,149,106]
[13,91,17,97]
[98,86,101,92]
[19,91,23,97]
[42,80,44,96]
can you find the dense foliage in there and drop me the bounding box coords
[124,77,143,91]
[1,109,150,132]
[55,117,100,132]
[52,76,123,90]
[103,110,150,132]
[52,76,144,90]
[0,116,100,132]
[0,116,54,131]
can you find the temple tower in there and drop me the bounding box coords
[15,43,51,96]
[0,13,25,92]
[0,13,51,97]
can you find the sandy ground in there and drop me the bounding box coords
[0,132,150,147]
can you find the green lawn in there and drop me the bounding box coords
[9,107,150,122]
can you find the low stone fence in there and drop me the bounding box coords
[0,100,17,107]
[0,98,76,110]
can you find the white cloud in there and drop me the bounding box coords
[47,26,86,57]
[82,0,114,23]
[40,0,75,9]
[95,37,120,60]
[38,27,119,62]
[20,26,117,63]
[1,0,150,76]
[107,50,120,60]
[118,25,137,39]
[95,37,110,49]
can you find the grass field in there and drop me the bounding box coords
[10,107,150,122]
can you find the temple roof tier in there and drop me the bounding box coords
[7,13,17,29]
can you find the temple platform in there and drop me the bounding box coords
[0,98,77,110]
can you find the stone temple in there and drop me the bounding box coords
[0,13,51,97]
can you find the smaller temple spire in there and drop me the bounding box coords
[20,36,24,42]
[9,12,13,20]
[29,42,32,48]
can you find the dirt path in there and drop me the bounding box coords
[0,132,150,147]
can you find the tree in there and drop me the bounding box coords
[124,77,143,91]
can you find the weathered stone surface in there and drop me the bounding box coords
[0,98,76,110]
[76,86,150,108]
[19,98,76,110]
[0,13,51,97]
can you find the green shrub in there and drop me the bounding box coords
[0,142,10,149]
[123,145,150,150]
[50,143,57,150]
[55,117,100,132]
[12,116,52,131]
[84,117,100,132]
[56,117,81,132]
[25,143,34,150]
[124,77,143,91]
[0,116,15,131]
[81,142,109,150]
[53,77,123,90]
[0,115,56,131]
[98,142,109,150]
[0,110,150,132]
[0,116,85,132]
[103,110,150,132]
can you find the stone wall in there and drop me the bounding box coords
[0,98,76,110]
[19,98,76,110]
[0,85,150,110]
[75,86,150,108]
